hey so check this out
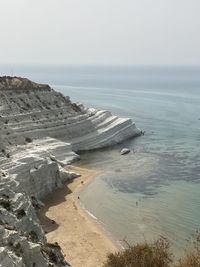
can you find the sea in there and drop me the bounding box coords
[1,64,200,257]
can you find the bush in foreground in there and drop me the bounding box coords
[103,237,172,267]
[175,234,200,267]
[103,235,200,267]
[175,253,200,267]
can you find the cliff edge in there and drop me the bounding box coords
[0,77,141,267]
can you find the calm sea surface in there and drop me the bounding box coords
[1,65,200,256]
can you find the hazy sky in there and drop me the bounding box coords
[0,0,200,65]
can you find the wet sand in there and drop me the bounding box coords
[39,165,119,267]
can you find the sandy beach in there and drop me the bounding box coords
[38,165,119,267]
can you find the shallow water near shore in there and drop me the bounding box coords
[4,65,200,257]
[78,150,200,257]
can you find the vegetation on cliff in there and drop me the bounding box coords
[103,235,200,267]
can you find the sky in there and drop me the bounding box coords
[0,0,200,66]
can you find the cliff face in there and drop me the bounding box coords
[0,77,141,267]
[0,77,140,152]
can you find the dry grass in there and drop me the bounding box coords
[103,237,172,267]
[103,234,200,267]
[175,234,200,267]
[175,253,200,267]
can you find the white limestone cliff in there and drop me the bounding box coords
[0,77,141,267]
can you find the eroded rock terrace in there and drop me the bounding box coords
[0,77,141,266]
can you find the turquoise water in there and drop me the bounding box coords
[1,65,200,256]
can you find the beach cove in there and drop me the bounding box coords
[39,165,119,267]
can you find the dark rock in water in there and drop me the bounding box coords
[121,148,131,155]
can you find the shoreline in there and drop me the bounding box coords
[38,165,119,267]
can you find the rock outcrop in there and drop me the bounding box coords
[120,148,131,155]
[0,77,141,266]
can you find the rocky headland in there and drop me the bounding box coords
[0,76,141,267]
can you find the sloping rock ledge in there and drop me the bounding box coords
[0,77,141,267]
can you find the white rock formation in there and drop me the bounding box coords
[120,148,131,155]
[0,77,141,266]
